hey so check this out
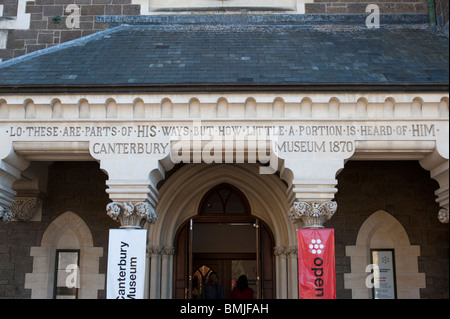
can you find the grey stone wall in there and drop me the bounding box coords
[331,161,449,299]
[0,161,113,299]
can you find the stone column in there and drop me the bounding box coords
[286,246,299,299]
[148,246,162,299]
[101,157,165,299]
[106,200,158,299]
[161,246,175,299]
[274,246,288,299]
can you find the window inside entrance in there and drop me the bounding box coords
[200,183,249,215]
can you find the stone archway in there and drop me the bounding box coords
[25,211,104,299]
[344,210,426,299]
[146,163,298,299]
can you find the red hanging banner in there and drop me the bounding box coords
[297,228,336,299]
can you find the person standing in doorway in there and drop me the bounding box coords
[202,272,224,299]
[231,275,254,299]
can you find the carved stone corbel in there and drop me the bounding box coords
[10,198,42,221]
[106,201,158,229]
[289,201,337,228]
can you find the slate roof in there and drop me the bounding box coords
[0,15,448,92]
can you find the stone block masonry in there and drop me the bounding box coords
[0,0,140,62]
[305,0,429,14]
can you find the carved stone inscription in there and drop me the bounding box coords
[0,121,445,161]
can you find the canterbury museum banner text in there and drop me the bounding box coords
[297,228,336,299]
[107,229,147,299]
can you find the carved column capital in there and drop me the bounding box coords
[274,246,286,256]
[285,246,298,256]
[0,206,12,222]
[162,246,175,255]
[10,198,42,221]
[438,208,449,224]
[107,201,157,229]
[147,246,163,255]
[274,246,298,257]
[289,200,337,228]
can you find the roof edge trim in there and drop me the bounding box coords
[0,83,448,95]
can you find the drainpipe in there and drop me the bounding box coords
[427,0,437,27]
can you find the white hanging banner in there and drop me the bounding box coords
[107,229,147,299]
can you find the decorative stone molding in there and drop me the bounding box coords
[274,246,298,256]
[10,198,42,221]
[0,93,447,121]
[438,208,449,223]
[274,246,286,256]
[0,206,12,222]
[285,246,298,256]
[162,246,175,255]
[106,201,157,229]
[289,200,337,228]
[147,246,163,255]
[147,246,175,256]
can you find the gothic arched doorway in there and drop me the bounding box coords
[173,183,275,299]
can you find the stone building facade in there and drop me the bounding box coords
[0,0,448,300]
[1,160,447,299]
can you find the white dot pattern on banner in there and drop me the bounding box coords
[308,239,325,254]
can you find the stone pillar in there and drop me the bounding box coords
[274,246,288,299]
[101,157,165,299]
[286,246,299,299]
[106,200,158,299]
[161,246,175,299]
[148,246,162,299]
